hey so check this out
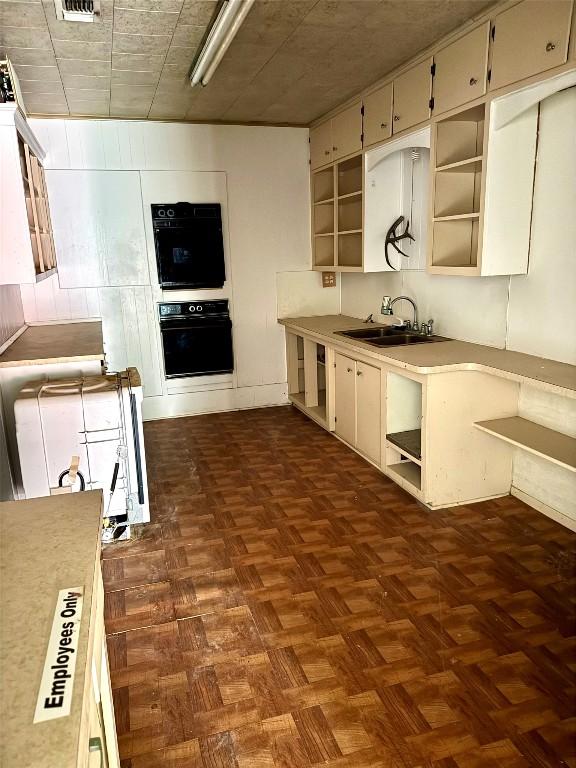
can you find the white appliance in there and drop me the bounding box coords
[14,368,149,524]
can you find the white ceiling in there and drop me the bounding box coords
[0,0,493,124]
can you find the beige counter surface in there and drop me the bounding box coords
[279,315,576,398]
[0,322,104,368]
[0,491,103,768]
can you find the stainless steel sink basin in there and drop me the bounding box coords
[335,327,449,347]
[336,327,408,340]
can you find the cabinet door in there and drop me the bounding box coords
[356,361,381,464]
[334,353,356,446]
[331,102,363,161]
[363,83,393,147]
[310,120,333,170]
[490,0,573,91]
[46,170,149,288]
[392,59,432,133]
[433,23,489,114]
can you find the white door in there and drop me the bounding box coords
[46,170,149,288]
[334,353,356,446]
[356,361,381,464]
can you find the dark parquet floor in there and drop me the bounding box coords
[103,405,576,768]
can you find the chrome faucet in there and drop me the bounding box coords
[381,295,419,330]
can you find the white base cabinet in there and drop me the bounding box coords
[285,326,528,510]
[334,353,381,465]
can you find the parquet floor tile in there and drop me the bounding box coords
[107,405,576,768]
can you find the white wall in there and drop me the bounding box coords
[0,285,25,500]
[23,118,322,418]
[341,87,576,523]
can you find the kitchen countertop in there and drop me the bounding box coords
[0,491,103,768]
[279,315,576,398]
[0,322,104,368]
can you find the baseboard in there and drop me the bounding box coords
[511,486,576,532]
[142,383,289,421]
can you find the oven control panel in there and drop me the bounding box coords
[159,300,229,318]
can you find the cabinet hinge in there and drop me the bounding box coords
[487,68,492,83]
[360,132,364,144]
[429,97,435,111]
[491,24,495,41]
[361,104,365,116]
[430,62,436,77]
[334,416,337,422]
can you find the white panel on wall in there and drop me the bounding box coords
[46,170,149,289]
[98,286,163,397]
[20,273,100,323]
[277,271,340,318]
[507,88,576,365]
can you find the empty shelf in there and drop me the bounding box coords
[386,429,421,461]
[474,417,576,473]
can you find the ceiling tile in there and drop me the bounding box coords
[52,40,112,60]
[112,52,165,72]
[0,2,47,27]
[65,87,110,101]
[114,0,183,10]
[113,8,180,35]
[2,47,57,66]
[57,58,112,76]
[60,73,111,89]
[22,93,69,114]
[13,63,62,82]
[111,68,161,85]
[170,24,206,47]
[111,82,157,100]
[110,103,151,117]
[112,32,172,54]
[177,0,217,26]
[163,45,195,67]
[43,0,114,42]
[68,102,110,116]
[0,26,52,49]
[20,80,65,96]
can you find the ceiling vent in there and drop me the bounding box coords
[53,0,100,22]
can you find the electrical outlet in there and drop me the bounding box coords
[322,271,336,288]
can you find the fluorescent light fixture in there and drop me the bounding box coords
[190,0,255,88]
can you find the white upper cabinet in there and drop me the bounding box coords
[392,59,432,134]
[310,120,333,170]
[490,0,573,91]
[46,170,149,288]
[310,102,363,170]
[433,23,490,115]
[363,83,393,148]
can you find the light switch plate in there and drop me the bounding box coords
[322,271,336,288]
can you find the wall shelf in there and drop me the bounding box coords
[433,212,480,222]
[436,155,483,173]
[338,190,362,201]
[474,417,576,473]
[314,197,334,205]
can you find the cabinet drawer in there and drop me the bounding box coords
[393,59,432,133]
[363,83,393,147]
[490,0,573,91]
[433,23,489,114]
[310,120,333,170]
[332,102,363,161]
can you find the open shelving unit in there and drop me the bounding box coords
[474,417,576,473]
[429,104,486,274]
[17,133,57,280]
[384,371,423,494]
[286,333,329,428]
[312,153,363,272]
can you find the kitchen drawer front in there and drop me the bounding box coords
[490,0,573,91]
[433,23,490,114]
[363,83,393,147]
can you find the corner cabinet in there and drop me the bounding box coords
[283,324,524,510]
[0,104,57,285]
[489,0,573,92]
[309,102,363,170]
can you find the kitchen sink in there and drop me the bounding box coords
[335,327,449,347]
